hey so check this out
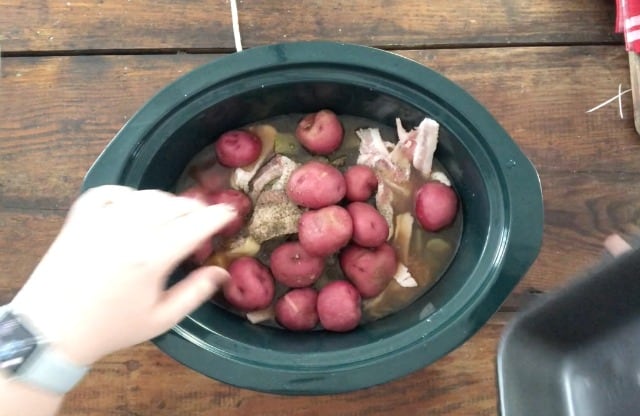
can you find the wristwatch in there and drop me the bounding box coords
[0,305,89,394]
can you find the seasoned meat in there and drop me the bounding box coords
[250,154,299,201]
[248,190,302,243]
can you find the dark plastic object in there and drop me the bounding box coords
[498,247,640,416]
[82,41,543,394]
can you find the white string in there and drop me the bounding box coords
[230,0,243,52]
[618,83,624,119]
[586,86,632,117]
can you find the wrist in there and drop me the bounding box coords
[50,339,100,367]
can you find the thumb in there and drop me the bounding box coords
[603,234,633,257]
[153,266,230,329]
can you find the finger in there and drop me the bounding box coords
[153,266,230,329]
[108,189,177,213]
[154,196,214,225]
[70,185,136,213]
[603,234,633,257]
[107,190,204,227]
[61,185,137,239]
[152,204,238,264]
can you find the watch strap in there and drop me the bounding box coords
[1,305,89,395]
[16,346,89,395]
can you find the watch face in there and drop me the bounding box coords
[0,312,38,374]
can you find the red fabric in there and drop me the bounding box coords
[616,0,625,33]
[617,0,640,52]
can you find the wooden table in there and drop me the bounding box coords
[1,1,637,414]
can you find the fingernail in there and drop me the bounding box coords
[603,233,634,258]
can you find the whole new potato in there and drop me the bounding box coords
[298,205,353,257]
[340,243,398,298]
[275,288,319,331]
[207,189,252,237]
[191,239,214,265]
[286,161,346,209]
[414,181,458,231]
[295,110,344,155]
[317,281,361,332]
[179,186,244,262]
[269,242,325,288]
[223,257,275,311]
[344,165,378,202]
[215,130,262,168]
[346,202,389,247]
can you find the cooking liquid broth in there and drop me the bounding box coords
[176,114,463,325]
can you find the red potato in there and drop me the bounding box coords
[191,162,233,193]
[215,130,262,168]
[192,239,214,265]
[414,181,458,232]
[269,242,325,288]
[317,281,361,332]
[223,257,275,311]
[178,187,220,263]
[179,186,250,211]
[286,161,346,209]
[207,189,252,237]
[275,288,319,331]
[179,187,250,260]
[340,243,398,298]
[344,165,378,202]
[346,202,389,248]
[295,109,344,155]
[298,205,353,257]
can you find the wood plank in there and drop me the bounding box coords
[0,53,215,211]
[0,0,621,53]
[60,320,503,416]
[0,0,234,53]
[0,210,61,304]
[241,0,620,48]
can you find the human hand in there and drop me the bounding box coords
[9,185,237,366]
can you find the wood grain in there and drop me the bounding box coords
[0,211,61,304]
[629,53,640,135]
[0,0,234,53]
[0,0,621,53]
[0,53,214,211]
[2,46,640,415]
[60,321,503,416]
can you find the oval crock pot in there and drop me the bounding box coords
[82,41,543,395]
